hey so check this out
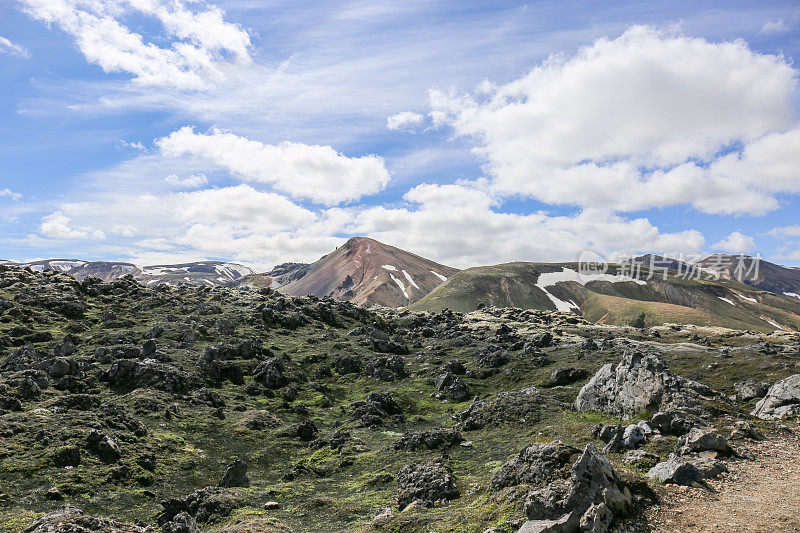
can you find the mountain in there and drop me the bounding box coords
[2,259,255,287]
[136,261,255,287]
[696,254,800,296]
[280,237,458,307]
[411,260,800,332]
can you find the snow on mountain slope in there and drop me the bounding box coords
[280,237,458,307]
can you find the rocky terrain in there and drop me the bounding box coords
[1,264,800,532]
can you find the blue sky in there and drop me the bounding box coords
[0,0,798,269]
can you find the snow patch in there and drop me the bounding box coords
[534,267,645,313]
[389,274,409,299]
[784,292,800,299]
[430,270,447,282]
[402,270,420,290]
[382,264,398,271]
[762,316,786,330]
[718,296,736,306]
[733,291,757,303]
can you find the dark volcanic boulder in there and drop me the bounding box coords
[252,358,287,389]
[575,351,713,417]
[364,355,406,381]
[509,445,633,532]
[396,460,459,509]
[751,374,800,420]
[393,429,463,451]
[351,392,403,427]
[87,429,122,463]
[490,441,580,491]
[22,507,153,532]
[161,512,199,533]
[218,460,249,488]
[434,372,470,401]
[105,360,189,394]
[157,487,242,525]
[546,367,589,387]
[457,387,543,430]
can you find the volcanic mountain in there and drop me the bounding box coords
[279,237,458,307]
[1,259,255,287]
[411,259,800,332]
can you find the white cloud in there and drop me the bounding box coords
[164,173,208,188]
[177,184,316,232]
[122,140,146,150]
[425,26,799,215]
[19,0,251,90]
[157,126,391,205]
[760,19,788,34]
[39,211,104,240]
[713,231,756,253]
[347,183,705,268]
[0,189,23,201]
[770,225,800,239]
[387,111,424,131]
[0,35,29,57]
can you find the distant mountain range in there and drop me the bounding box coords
[5,238,800,332]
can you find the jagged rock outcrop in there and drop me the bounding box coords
[575,351,713,417]
[751,374,800,420]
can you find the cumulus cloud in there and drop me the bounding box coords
[347,183,705,267]
[40,212,104,240]
[713,231,756,253]
[387,111,424,131]
[177,184,316,231]
[164,173,208,188]
[19,0,251,90]
[425,26,799,215]
[0,35,29,57]
[157,126,391,205]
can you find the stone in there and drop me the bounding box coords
[735,380,769,401]
[161,512,199,533]
[457,387,543,430]
[752,374,800,420]
[490,441,580,491]
[546,367,590,387]
[575,351,713,417]
[688,458,728,479]
[87,430,122,463]
[396,460,459,509]
[678,428,735,456]
[22,507,153,532]
[218,460,249,488]
[435,372,470,401]
[647,455,705,487]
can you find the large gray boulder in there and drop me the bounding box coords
[575,351,713,417]
[505,444,632,533]
[491,441,580,491]
[647,455,705,487]
[751,374,800,420]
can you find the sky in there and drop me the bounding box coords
[0,0,799,271]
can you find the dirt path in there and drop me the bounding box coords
[646,424,800,532]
